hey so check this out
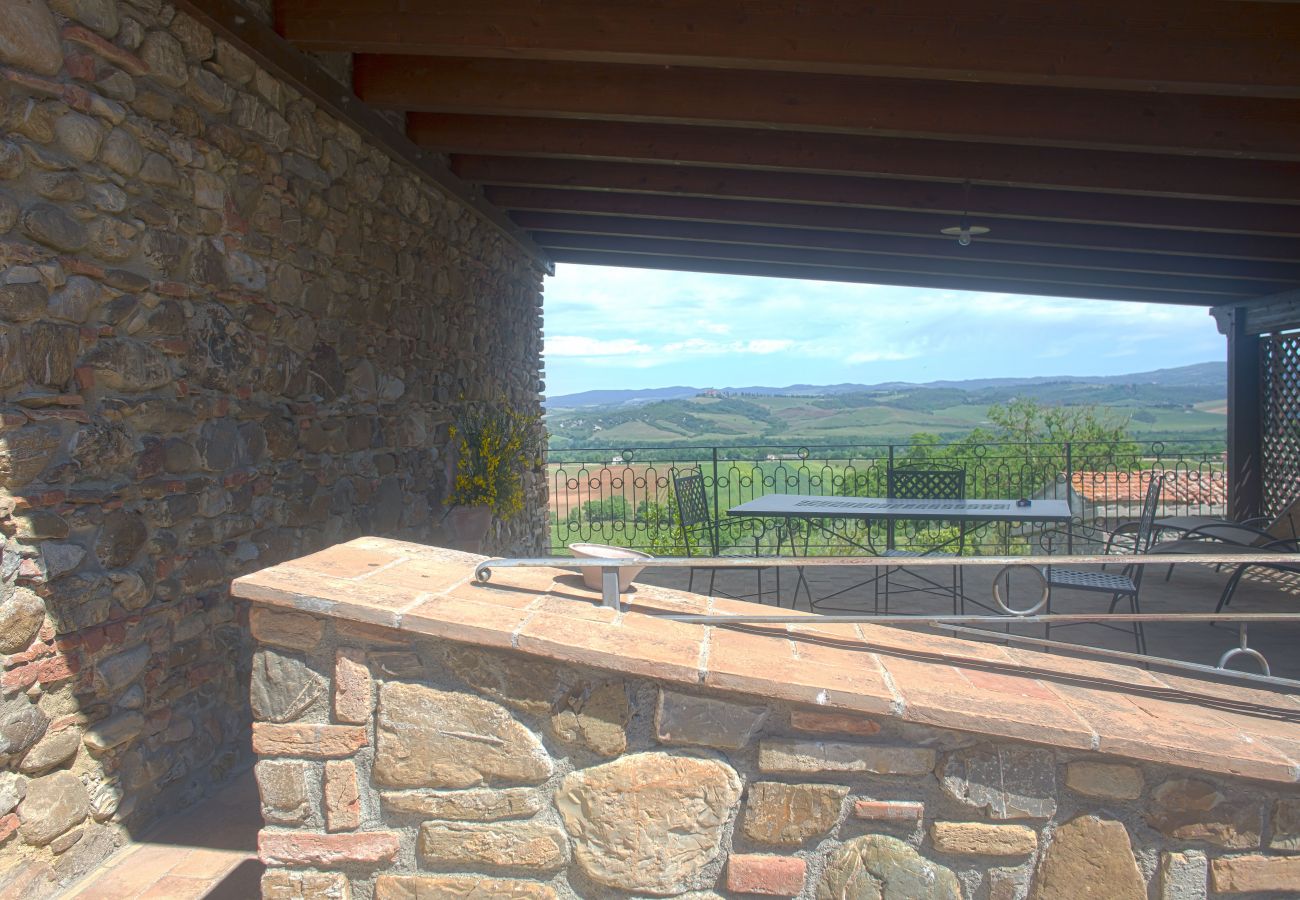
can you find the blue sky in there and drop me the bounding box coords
[542,264,1225,397]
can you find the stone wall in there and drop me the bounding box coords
[0,0,546,890]
[249,606,1300,899]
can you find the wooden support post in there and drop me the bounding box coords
[1226,306,1264,520]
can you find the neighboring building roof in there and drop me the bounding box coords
[1071,469,1226,507]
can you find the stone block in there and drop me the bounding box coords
[941,746,1057,819]
[255,760,309,825]
[930,821,1038,856]
[1064,761,1143,800]
[1269,798,1300,851]
[1210,855,1300,894]
[742,782,847,845]
[17,771,89,846]
[18,727,80,774]
[727,854,807,896]
[550,681,628,756]
[417,821,569,872]
[0,588,46,654]
[655,689,768,750]
[556,752,741,894]
[259,831,399,867]
[374,875,557,900]
[1145,778,1261,849]
[853,799,925,821]
[250,649,326,723]
[1159,850,1207,900]
[0,0,64,75]
[818,834,960,899]
[82,712,143,752]
[444,646,566,715]
[262,870,350,900]
[250,607,324,652]
[373,682,551,788]
[789,709,881,736]
[0,772,26,816]
[324,760,360,832]
[252,723,368,758]
[380,787,541,821]
[332,648,373,724]
[1028,815,1143,900]
[758,738,935,776]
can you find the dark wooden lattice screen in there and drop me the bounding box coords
[1260,331,1300,515]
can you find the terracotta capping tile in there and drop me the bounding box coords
[398,595,531,650]
[1053,683,1299,784]
[880,654,1097,751]
[287,544,404,579]
[515,608,706,687]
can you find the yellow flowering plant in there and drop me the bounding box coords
[447,397,543,519]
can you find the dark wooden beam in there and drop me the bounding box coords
[172,0,553,272]
[486,188,1300,265]
[1215,289,1300,336]
[547,250,1235,306]
[1227,308,1264,519]
[353,56,1300,160]
[453,156,1300,237]
[278,0,1300,98]
[514,213,1300,284]
[408,115,1300,205]
[532,232,1268,298]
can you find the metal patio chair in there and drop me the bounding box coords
[879,464,966,614]
[672,470,788,606]
[1040,472,1164,655]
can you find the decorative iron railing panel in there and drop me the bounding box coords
[547,441,1226,556]
[1260,332,1300,517]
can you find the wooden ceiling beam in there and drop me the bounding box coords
[486,187,1300,263]
[352,56,1300,160]
[408,115,1300,205]
[454,156,1300,237]
[278,0,1300,98]
[547,250,1237,307]
[513,212,1300,283]
[532,232,1283,297]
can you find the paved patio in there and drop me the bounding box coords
[639,559,1300,682]
[58,771,260,900]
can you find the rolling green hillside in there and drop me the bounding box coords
[546,372,1226,449]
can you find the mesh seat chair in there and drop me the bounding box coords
[1041,473,1164,655]
[879,464,966,614]
[672,470,784,605]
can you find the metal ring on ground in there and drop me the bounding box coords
[991,564,1050,616]
[1218,646,1272,676]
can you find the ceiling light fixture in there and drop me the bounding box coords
[940,181,990,247]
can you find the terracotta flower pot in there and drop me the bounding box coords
[568,543,654,592]
[445,505,492,553]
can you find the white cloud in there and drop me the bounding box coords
[545,335,652,357]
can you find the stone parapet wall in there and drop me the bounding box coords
[247,603,1300,899]
[0,0,546,891]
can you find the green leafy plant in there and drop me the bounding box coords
[448,397,542,519]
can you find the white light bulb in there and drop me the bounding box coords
[958,231,972,247]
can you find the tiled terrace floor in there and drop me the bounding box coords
[60,770,261,900]
[639,558,1300,681]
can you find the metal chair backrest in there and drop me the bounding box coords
[888,465,966,501]
[1264,494,1300,543]
[1133,471,1166,553]
[886,464,965,550]
[672,471,715,556]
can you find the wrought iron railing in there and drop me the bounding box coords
[546,440,1226,556]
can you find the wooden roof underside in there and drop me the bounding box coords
[274,0,1300,306]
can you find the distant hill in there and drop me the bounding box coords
[545,362,1226,448]
[545,362,1225,409]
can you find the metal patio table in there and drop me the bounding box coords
[725,495,1073,610]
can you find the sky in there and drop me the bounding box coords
[541,264,1226,398]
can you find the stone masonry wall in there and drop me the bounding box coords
[250,606,1300,900]
[0,0,546,891]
